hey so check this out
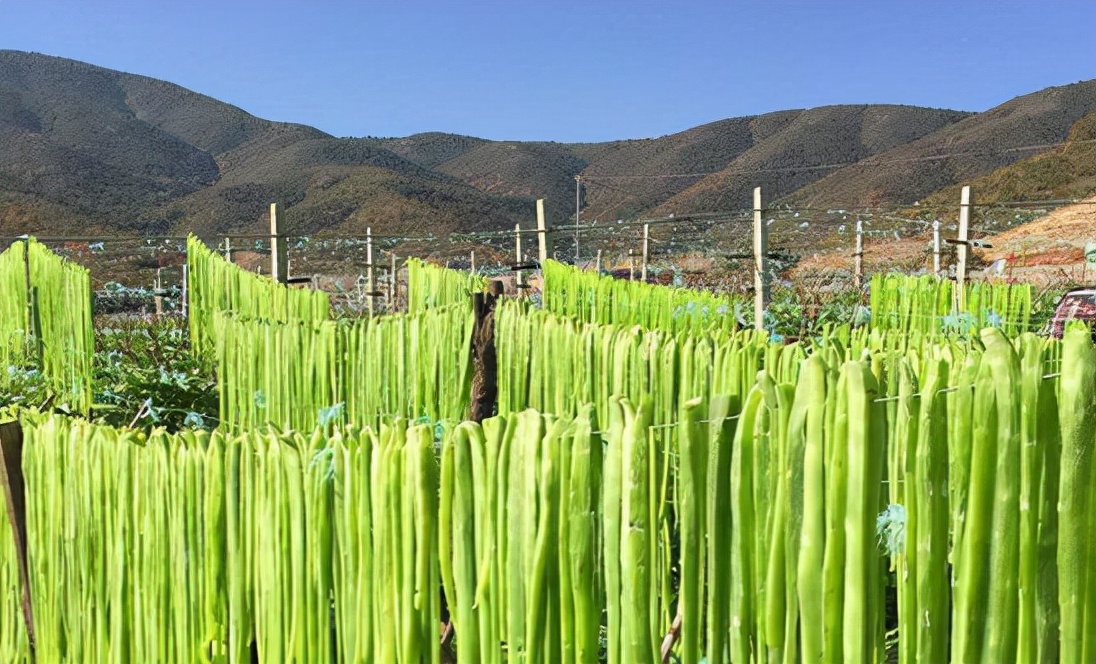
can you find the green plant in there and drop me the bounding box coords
[91,316,217,431]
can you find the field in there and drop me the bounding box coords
[1,235,1095,664]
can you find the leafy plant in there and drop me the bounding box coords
[91,316,217,430]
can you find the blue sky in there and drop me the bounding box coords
[1,1,1094,142]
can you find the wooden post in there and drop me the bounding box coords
[22,239,36,360]
[536,198,548,265]
[515,224,524,289]
[574,174,582,261]
[629,248,636,281]
[154,268,164,317]
[932,219,941,275]
[596,249,602,273]
[366,227,375,316]
[470,250,476,273]
[223,237,232,263]
[270,203,287,284]
[1,421,37,659]
[388,253,397,309]
[753,187,770,332]
[853,219,864,290]
[956,186,971,310]
[469,281,503,422]
[641,223,650,282]
[20,239,43,365]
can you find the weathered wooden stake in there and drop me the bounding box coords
[470,250,476,273]
[366,227,375,316]
[269,203,287,284]
[515,224,524,289]
[1,421,36,661]
[932,219,941,274]
[388,253,397,309]
[469,281,503,422]
[596,249,602,273]
[641,223,650,282]
[956,186,971,309]
[223,237,232,262]
[22,238,41,362]
[155,268,164,317]
[181,265,189,319]
[629,248,636,281]
[753,187,770,331]
[536,198,548,264]
[853,219,864,290]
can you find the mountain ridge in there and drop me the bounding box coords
[0,49,1092,244]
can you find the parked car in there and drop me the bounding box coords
[1046,287,1096,339]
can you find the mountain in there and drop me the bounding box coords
[648,105,969,215]
[0,50,529,239]
[907,107,1096,210]
[785,79,1096,208]
[0,49,1092,247]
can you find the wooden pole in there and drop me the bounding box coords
[536,198,548,265]
[574,174,582,261]
[956,186,971,310]
[181,264,188,319]
[933,219,941,275]
[641,223,650,282]
[596,249,602,273]
[154,268,164,317]
[0,421,36,660]
[469,281,503,423]
[753,187,770,332]
[19,238,43,365]
[854,219,864,290]
[22,238,39,362]
[269,203,288,284]
[388,253,397,309]
[629,248,636,281]
[366,227,375,316]
[515,223,524,289]
[470,250,476,273]
[223,237,232,263]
